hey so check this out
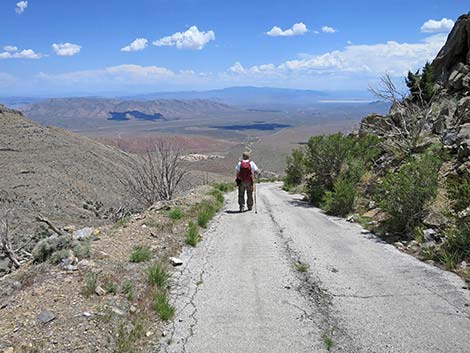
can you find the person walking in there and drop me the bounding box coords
[235,152,259,212]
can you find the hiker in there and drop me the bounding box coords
[235,152,259,212]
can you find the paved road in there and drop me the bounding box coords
[158,183,470,353]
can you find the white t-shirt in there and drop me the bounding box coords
[236,160,258,173]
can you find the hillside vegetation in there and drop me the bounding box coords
[284,14,470,280]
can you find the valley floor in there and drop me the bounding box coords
[158,183,470,353]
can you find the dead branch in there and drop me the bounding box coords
[0,214,21,268]
[35,214,64,236]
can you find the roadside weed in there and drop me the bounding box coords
[295,262,309,273]
[121,280,135,301]
[148,263,170,288]
[185,222,201,247]
[323,333,334,351]
[168,207,184,220]
[81,273,98,298]
[153,291,175,321]
[130,246,152,263]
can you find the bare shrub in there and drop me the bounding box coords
[368,74,438,157]
[121,140,189,207]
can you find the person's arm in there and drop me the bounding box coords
[235,162,241,179]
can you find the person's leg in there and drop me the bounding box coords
[238,184,245,211]
[246,182,254,210]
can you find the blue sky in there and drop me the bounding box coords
[0,0,467,95]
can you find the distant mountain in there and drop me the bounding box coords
[21,97,238,129]
[125,86,371,108]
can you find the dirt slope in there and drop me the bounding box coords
[0,105,138,266]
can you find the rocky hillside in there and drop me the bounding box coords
[0,105,140,274]
[284,14,470,281]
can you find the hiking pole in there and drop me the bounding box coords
[254,180,258,214]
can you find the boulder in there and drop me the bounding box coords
[448,63,470,90]
[432,14,470,83]
[73,227,94,240]
[423,211,449,228]
[456,97,470,124]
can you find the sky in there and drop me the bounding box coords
[0,0,468,96]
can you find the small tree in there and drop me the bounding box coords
[406,62,435,104]
[122,140,189,207]
[284,149,305,187]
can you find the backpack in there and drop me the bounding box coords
[239,160,253,182]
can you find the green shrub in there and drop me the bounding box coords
[213,183,235,192]
[185,222,201,247]
[303,133,380,205]
[129,246,152,263]
[168,207,184,220]
[375,153,441,235]
[323,177,356,217]
[147,263,170,288]
[440,221,470,268]
[73,239,91,260]
[284,149,305,187]
[121,280,135,301]
[49,249,73,265]
[32,235,73,263]
[209,188,225,205]
[153,291,175,321]
[105,282,118,295]
[197,201,217,228]
[81,273,98,298]
[448,171,470,215]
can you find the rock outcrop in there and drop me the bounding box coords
[432,14,470,83]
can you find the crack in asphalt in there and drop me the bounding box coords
[260,191,362,352]
[157,213,222,353]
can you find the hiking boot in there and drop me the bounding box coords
[248,207,253,211]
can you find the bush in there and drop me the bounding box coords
[447,171,470,215]
[375,153,441,235]
[440,222,470,268]
[32,235,73,263]
[129,246,152,263]
[284,149,305,187]
[147,263,170,288]
[185,222,201,247]
[168,207,184,220]
[323,177,356,217]
[303,133,380,206]
[213,183,235,193]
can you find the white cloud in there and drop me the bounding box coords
[52,43,81,56]
[121,38,148,52]
[421,18,455,33]
[322,26,337,33]
[15,1,28,14]
[153,26,215,50]
[0,48,42,59]
[227,33,447,79]
[3,46,18,52]
[266,22,308,37]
